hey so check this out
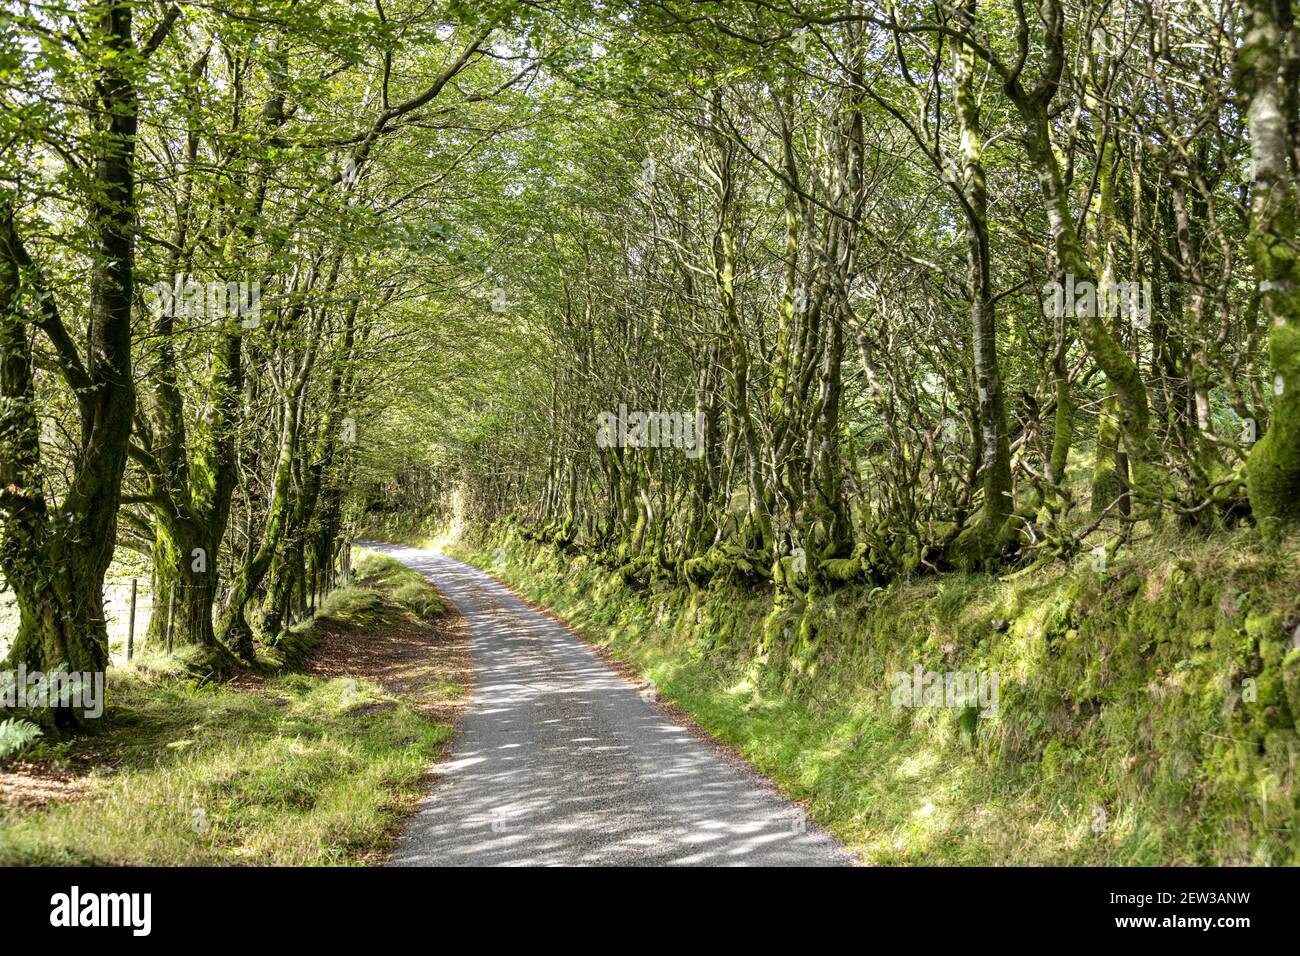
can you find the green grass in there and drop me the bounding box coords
[361,517,447,552]
[452,525,1300,866]
[0,552,454,866]
[343,551,446,621]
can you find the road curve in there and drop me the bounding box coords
[370,543,851,867]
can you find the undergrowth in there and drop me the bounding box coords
[0,552,452,865]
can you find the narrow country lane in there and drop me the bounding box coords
[369,543,852,866]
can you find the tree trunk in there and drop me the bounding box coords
[954,3,1013,549]
[1238,0,1300,522]
[0,2,142,726]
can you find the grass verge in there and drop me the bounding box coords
[452,524,1300,865]
[0,551,465,866]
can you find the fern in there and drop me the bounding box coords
[0,717,43,760]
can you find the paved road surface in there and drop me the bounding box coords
[373,543,851,866]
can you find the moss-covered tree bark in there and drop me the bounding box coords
[1238,0,1300,521]
[0,1,172,724]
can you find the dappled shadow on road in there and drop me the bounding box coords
[362,543,849,867]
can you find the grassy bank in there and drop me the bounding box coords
[0,552,461,866]
[450,525,1300,865]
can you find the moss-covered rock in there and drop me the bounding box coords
[820,557,862,583]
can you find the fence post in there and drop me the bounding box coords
[166,585,175,653]
[127,578,137,661]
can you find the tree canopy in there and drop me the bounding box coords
[2,0,1298,722]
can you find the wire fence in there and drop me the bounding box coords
[0,541,355,664]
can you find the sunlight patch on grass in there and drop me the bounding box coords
[0,667,448,866]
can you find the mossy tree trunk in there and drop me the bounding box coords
[1084,36,1130,517]
[132,54,276,655]
[708,91,771,557]
[1238,0,1300,522]
[136,255,243,653]
[218,384,304,658]
[1004,0,1156,512]
[953,1,1014,548]
[0,2,169,725]
[257,298,356,637]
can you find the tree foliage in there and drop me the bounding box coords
[1,0,1297,721]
